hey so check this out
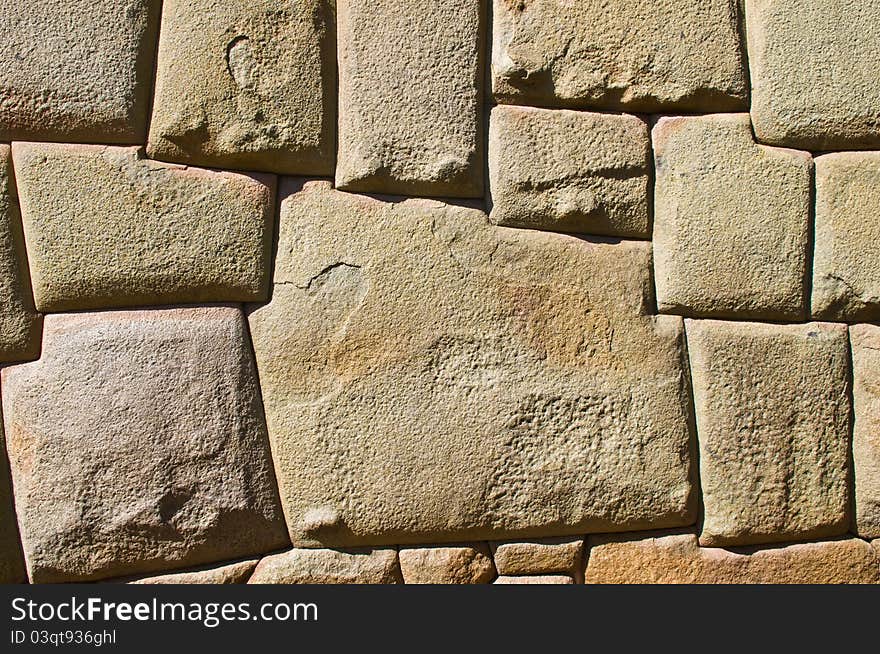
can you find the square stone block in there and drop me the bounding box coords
[686,320,850,547]
[653,114,811,320]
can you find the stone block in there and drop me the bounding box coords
[490,537,583,577]
[488,106,650,237]
[248,548,402,584]
[850,324,880,538]
[147,0,334,175]
[12,142,275,312]
[494,575,574,584]
[0,1,160,142]
[128,559,258,585]
[0,145,40,362]
[335,0,484,197]
[585,532,880,584]
[686,320,850,547]
[812,153,880,320]
[2,307,289,583]
[492,0,747,112]
[746,0,880,150]
[248,180,696,548]
[398,544,495,584]
[653,114,811,320]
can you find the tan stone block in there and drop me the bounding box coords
[335,0,483,197]
[399,544,495,584]
[746,0,880,150]
[491,537,584,577]
[812,154,880,320]
[494,575,573,585]
[653,114,811,320]
[0,145,39,362]
[128,559,258,585]
[585,533,880,584]
[248,549,402,584]
[686,320,850,547]
[488,106,650,237]
[147,0,334,175]
[248,180,695,548]
[0,1,160,143]
[0,422,25,583]
[492,0,747,112]
[12,143,275,312]
[2,307,288,583]
[850,325,880,539]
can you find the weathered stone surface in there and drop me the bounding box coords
[0,145,39,362]
[653,114,812,320]
[812,153,880,321]
[494,575,573,585]
[746,0,880,150]
[492,0,747,112]
[2,307,288,583]
[12,142,274,312]
[248,180,695,548]
[129,559,258,585]
[850,325,880,539]
[399,544,495,584]
[491,537,583,577]
[335,0,483,197]
[585,533,880,584]
[488,106,650,237]
[0,1,160,143]
[0,423,26,583]
[147,0,334,175]
[686,320,851,547]
[248,548,402,584]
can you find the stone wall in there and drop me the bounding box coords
[0,1,878,584]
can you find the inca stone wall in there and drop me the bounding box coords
[0,0,878,585]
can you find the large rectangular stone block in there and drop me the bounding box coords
[746,0,880,150]
[335,0,484,197]
[2,307,289,583]
[0,1,160,143]
[147,0,335,175]
[0,145,40,363]
[850,324,880,539]
[12,142,275,312]
[653,114,811,320]
[488,106,650,237]
[248,180,696,548]
[492,0,747,112]
[686,320,851,547]
[585,532,880,584]
[812,153,880,321]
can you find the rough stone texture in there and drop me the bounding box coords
[12,142,274,312]
[248,180,695,548]
[0,1,160,143]
[492,0,747,112]
[491,537,584,578]
[336,0,483,197]
[812,153,880,321]
[586,533,880,584]
[248,548,402,584]
[147,0,334,175]
[850,325,880,539]
[128,559,258,585]
[686,320,851,547]
[494,575,574,585]
[488,106,650,237]
[0,423,26,583]
[0,145,40,362]
[399,544,496,584]
[1,307,289,583]
[653,114,812,321]
[746,0,880,150]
